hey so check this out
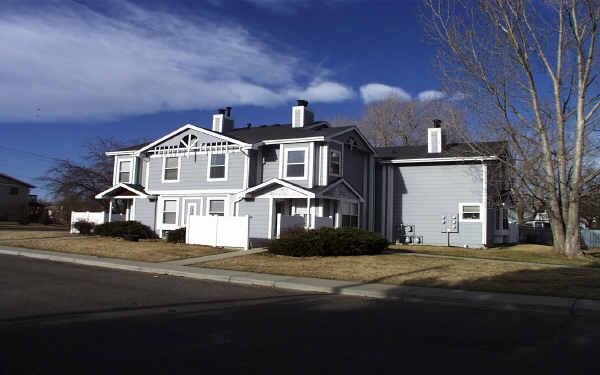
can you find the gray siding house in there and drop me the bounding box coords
[0,173,34,221]
[97,102,510,248]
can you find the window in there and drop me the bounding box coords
[9,187,18,195]
[208,199,225,216]
[460,203,481,221]
[118,160,131,183]
[163,157,179,182]
[162,200,177,224]
[285,149,306,178]
[341,201,359,228]
[179,134,197,148]
[330,150,341,176]
[208,153,226,180]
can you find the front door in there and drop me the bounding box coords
[186,202,197,225]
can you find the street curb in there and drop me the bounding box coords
[2,246,600,317]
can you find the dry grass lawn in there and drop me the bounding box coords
[389,243,600,267]
[0,230,72,240]
[4,236,235,262]
[199,252,600,300]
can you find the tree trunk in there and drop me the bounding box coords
[550,215,566,255]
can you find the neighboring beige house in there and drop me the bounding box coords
[0,173,35,221]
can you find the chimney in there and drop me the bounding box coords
[292,99,314,128]
[428,119,444,153]
[212,107,235,133]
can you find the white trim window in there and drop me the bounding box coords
[207,198,226,216]
[459,203,482,222]
[118,159,132,183]
[330,149,341,176]
[162,157,180,183]
[207,153,228,181]
[162,199,178,225]
[284,147,307,180]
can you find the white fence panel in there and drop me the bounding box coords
[277,214,305,237]
[70,211,107,233]
[315,216,334,229]
[187,215,249,250]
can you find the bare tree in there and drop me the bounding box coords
[424,0,600,258]
[332,96,467,147]
[41,137,143,211]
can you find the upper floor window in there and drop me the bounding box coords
[163,157,179,182]
[9,187,18,195]
[330,150,341,176]
[284,148,306,179]
[118,160,131,183]
[208,153,227,181]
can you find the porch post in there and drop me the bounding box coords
[306,197,310,229]
[108,199,113,223]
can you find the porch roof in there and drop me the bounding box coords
[95,183,152,199]
[235,178,364,203]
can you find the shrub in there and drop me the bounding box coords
[39,210,53,225]
[267,227,389,257]
[94,221,158,239]
[18,217,30,225]
[73,220,95,235]
[167,227,186,243]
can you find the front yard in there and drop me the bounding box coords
[197,247,600,300]
[389,244,600,267]
[0,230,72,240]
[3,236,236,262]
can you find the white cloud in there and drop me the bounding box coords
[0,1,353,123]
[417,90,446,101]
[359,83,412,104]
[286,81,355,103]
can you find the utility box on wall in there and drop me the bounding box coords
[441,214,459,233]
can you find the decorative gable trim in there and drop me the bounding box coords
[327,127,376,154]
[134,124,250,156]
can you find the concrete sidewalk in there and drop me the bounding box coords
[2,245,600,317]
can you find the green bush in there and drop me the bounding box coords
[167,227,186,243]
[73,220,95,235]
[94,221,157,239]
[267,227,389,257]
[39,210,53,225]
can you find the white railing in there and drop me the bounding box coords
[186,215,249,250]
[315,216,334,229]
[276,214,305,238]
[70,211,125,233]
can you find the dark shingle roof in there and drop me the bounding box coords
[0,173,35,188]
[223,122,354,144]
[115,142,151,152]
[376,141,507,160]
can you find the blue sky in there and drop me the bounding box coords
[1,0,443,198]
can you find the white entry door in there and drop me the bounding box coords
[186,202,197,225]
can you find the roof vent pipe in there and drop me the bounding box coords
[433,119,442,128]
[226,107,232,118]
[218,108,226,115]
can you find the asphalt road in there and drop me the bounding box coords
[1,255,599,374]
